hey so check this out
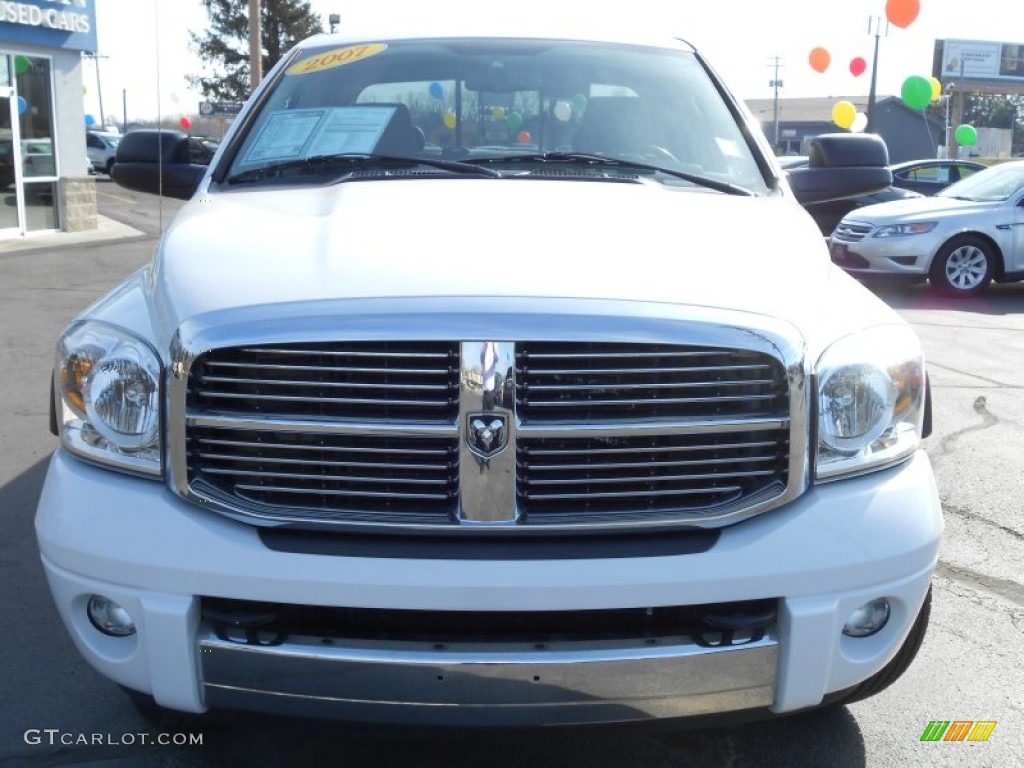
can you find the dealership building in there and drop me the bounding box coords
[0,0,96,240]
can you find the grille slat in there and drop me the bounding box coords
[202,467,453,485]
[235,347,452,359]
[524,486,743,501]
[525,440,779,457]
[528,455,779,471]
[526,470,776,486]
[194,391,450,408]
[234,484,453,501]
[195,437,449,456]
[204,361,454,375]
[199,375,453,392]
[522,394,779,408]
[526,379,776,391]
[522,364,772,376]
[522,351,740,359]
[198,452,449,471]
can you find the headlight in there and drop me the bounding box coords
[56,321,162,476]
[816,325,925,481]
[872,222,936,238]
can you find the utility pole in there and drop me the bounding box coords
[951,58,966,158]
[248,0,263,92]
[865,15,888,133]
[83,53,109,129]
[769,57,784,153]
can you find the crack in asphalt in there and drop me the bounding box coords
[931,395,1000,460]
[927,361,1019,388]
[944,502,1024,542]
[936,562,1024,609]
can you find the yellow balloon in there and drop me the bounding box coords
[930,77,942,101]
[491,106,506,120]
[832,100,857,130]
[443,111,457,129]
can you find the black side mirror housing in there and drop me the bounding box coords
[787,133,892,206]
[111,129,207,200]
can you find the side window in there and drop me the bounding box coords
[958,165,980,181]
[86,134,102,149]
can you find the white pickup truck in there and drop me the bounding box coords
[36,26,941,727]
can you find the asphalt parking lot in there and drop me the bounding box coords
[0,182,1021,767]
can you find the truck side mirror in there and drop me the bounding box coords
[787,133,892,205]
[111,129,207,200]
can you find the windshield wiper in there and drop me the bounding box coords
[466,152,753,196]
[226,153,502,185]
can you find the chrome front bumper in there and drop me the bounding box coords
[200,629,778,726]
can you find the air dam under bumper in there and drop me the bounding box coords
[201,631,777,725]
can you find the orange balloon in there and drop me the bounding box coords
[809,47,831,74]
[886,0,920,28]
[517,130,532,144]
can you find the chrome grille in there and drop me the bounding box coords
[188,342,459,422]
[187,427,458,523]
[176,330,800,531]
[518,430,789,522]
[832,221,873,242]
[516,342,787,422]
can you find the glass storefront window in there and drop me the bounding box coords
[0,52,60,234]
[0,54,17,232]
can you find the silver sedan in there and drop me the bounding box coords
[829,161,1024,296]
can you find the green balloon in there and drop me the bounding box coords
[506,111,522,131]
[14,56,30,75]
[954,123,978,146]
[901,75,932,111]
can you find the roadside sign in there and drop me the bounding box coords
[199,101,244,117]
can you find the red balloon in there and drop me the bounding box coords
[849,57,867,77]
[886,0,920,29]
[179,116,192,130]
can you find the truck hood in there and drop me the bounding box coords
[150,178,892,347]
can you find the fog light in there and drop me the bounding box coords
[87,595,136,637]
[843,598,890,637]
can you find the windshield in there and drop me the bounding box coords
[224,37,768,193]
[937,162,1024,202]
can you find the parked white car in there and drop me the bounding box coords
[38,27,940,728]
[86,130,120,174]
[830,161,1024,295]
[21,138,55,177]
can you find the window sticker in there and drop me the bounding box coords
[286,43,388,76]
[241,106,397,165]
[243,109,326,164]
[306,106,396,156]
